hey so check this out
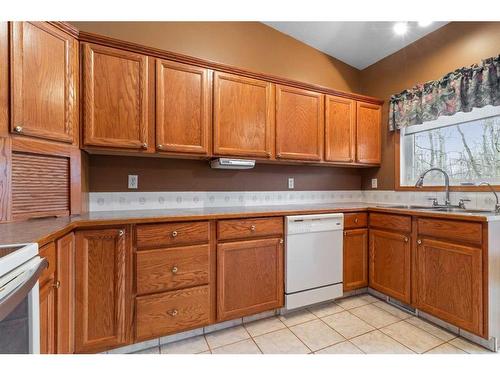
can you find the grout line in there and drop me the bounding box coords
[241,324,264,354]
[285,325,313,354]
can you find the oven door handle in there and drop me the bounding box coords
[0,258,48,321]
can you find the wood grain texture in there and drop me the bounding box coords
[369,228,411,304]
[156,59,211,155]
[39,241,56,286]
[82,43,150,150]
[217,217,283,241]
[213,71,274,158]
[11,151,70,220]
[417,218,482,245]
[136,221,209,249]
[10,22,78,144]
[39,277,57,354]
[416,237,483,336]
[56,232,75,354]
[343,212,367,229]
[0,22,8,137]
[356,101,381,165]
[0,137,11,221]
[343,228,368,291]
[325,96,356,162]
[217,237,283,321]
[275,85,324,161]
[136,244,209,295]
[369,212,411,233]
[74,227,132,353]
[135,285,210,341]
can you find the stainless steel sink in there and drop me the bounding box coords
[431,207,495,214]
[376,204,437,210]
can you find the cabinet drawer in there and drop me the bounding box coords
[344,212,367,229]
[135,285,210,341]
[217,217,283,241]
[136,221,209,249]
[136,244,209,295]
[39,242,56,286]
[369,213,411,233]
[417,218,482,245]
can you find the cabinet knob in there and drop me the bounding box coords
[118,230,124,237]
[279,239,284,244]
[171,266,178,274]
[14,125,23,133]
[417,239,422,244]
[172,231,178,237]
[354,218,359,223]
[141,142,148,149]
[276,153,282,158]
[168,309,178,317]
[53,280,61,289]
[157,144,164,150]
[404,237,408,242]
[250,225,256,232]
[266,152,271,158]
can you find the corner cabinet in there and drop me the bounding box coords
[275,85,324,161]
[74,227,133,353]
[213,72,274,158]
[82,43,152,151]
[156,59,211,155]
[10,22,78,144]
[356,101,381,164]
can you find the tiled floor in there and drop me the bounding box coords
[131,294,495,354]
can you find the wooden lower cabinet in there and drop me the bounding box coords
[39,242,56,354]
[217,237,283,321]
[369,229,411,304]
[415,237,483,336]
[74,227,133,353]
[343,229,368,291]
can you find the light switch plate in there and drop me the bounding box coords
[371,178,378,189]
[288,177,294,190]
[128,175,138,189]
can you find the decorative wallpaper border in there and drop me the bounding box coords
[89,190,499,212]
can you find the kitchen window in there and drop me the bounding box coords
[400,105,500,187]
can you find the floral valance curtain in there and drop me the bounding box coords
[389,55,500,131]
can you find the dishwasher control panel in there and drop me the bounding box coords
[286,213,344,234]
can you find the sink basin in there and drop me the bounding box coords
[377,205,437,210]
[432,207,495,214]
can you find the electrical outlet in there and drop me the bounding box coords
[288,177,294,190]
[128,175,138,189]
[371,178,378,189]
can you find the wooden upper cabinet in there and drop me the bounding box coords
[82,43,150,150]
[10,22,78,144]
[325,96,356,163]
[156,59,211,155]
[74,228,132,353]
[275,85,324,161]
[356,101,381,164]
[416,238,483,336]
[213,72,274,158]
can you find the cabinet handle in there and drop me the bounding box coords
[279,239,284,244]
[171,266,178,274]
[53,280,61,289]
[276,153,282,158]
[14,125,23,133]
[404,237,408,242]
[118,230,124,237]
[354,218,359,223]
[172,231,178,237]
[157,144,164,150]
[266,151,271,158]
[250,225,256,232]
[168,309,178,317]
[141,142,148,149]
[417,239,422,244]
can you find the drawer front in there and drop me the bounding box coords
[135,285,210,341]
[344,212,368,229]
[217,217,283,241]
[369,213,411,233]
[39,242,56,286]
[417,218,482,245]
[136,221,209,249]
[136,244,209,295]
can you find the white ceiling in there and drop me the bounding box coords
[263,22,448,70]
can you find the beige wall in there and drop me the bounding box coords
[359,22,500,190]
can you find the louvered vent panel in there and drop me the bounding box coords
[11,152,70,220]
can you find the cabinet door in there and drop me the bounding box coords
[217,238,283,321]
[416,238,483,336]
[10,22,78,144]
[369,229,411,304]
[356,101,381,164]
[213,72,273,158]
[325,96,355,162]
[83,43,150,150]
[275,85,324,161]
[56,232,75,354]
[75,228,132,353]
[156,59,211,155]
[343,229,368,291]
[39,279,57,354]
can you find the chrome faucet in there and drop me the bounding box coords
[415,168,451,207]
[478,182,500,214]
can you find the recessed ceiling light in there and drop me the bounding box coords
[418,21,433,27]
[393,22,408,36]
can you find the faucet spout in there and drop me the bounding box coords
[478,182,500,214]
[415,168,451,206]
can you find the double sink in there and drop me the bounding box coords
[378,204,495,215]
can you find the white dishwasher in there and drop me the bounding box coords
[284,213,343,311]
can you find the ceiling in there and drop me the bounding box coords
[263,22,448,70]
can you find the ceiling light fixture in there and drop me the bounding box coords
[418,21,433,27]
[393,22,408,36]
